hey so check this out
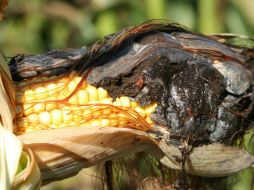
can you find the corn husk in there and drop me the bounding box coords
[156,141,254,177]
[0,57,41,190]
[12,147,41,190]
[0,127,22,190]
[0,55,15,132]
[18,126,157,184]
[0,127,41,190]
[18,126,254,185]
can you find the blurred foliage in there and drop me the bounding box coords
[0,0,8,20]
[0,0,254,56]
[1,0,254,189]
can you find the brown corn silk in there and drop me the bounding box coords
[14,70,157,134]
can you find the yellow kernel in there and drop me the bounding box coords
[69,122,78,127]
[90,120,101,127]
[27,114,39,125]
[56,79,68,97]
[46,103,58,111]
[56,81,64,90]
[98,87,108,99]
[144,103,157,115]
[73,76,82,84]
[57,92,67,100]
[101,119,110,127]
[24,127,36,133]
[78,90,88,105]
[45,83,58,98]
[110,118,118,127]
[89,101,101,117]
[49,124,58,129]
[83,108,92,118]
[131,101,138,108]
[34,103,45,114]
[81,121,90,127]
[100,98,112,105]
[57,77,68,85]
[68,94,78,105]
[86,85,98,101]
[135,107,146,117]
[24,89,35,101]
[118,113,128,126]
[62,107,73,124]
[58,104,65,110]
[100,99,112,115]
[59,123,68,128]
[35,87,46,99]
[120,96,131,107]
[73,111,83,122]
[23,104,34,116]
[113,98,121,107]
[145,117,154,124]
[39,111,51,126]
[74,76,86,89]
[68,80,77,92]
[50,109,62,125]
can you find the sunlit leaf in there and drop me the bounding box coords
[0,127,22,190]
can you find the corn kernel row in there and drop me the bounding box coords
[15,72,157,134]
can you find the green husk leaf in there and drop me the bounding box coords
[0,126,23,190]
[12,148,41,190]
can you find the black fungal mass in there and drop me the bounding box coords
[10,20,254,144]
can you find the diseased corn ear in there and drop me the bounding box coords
[15,71,157,134]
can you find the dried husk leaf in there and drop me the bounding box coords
[0,58,16,132]
[18,126,254,185]
[18,126,158,184]
[157,141,254,177]
[187,143,254,177]
[0,58,41,189]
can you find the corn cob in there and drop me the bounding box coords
[14,71,157,134]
